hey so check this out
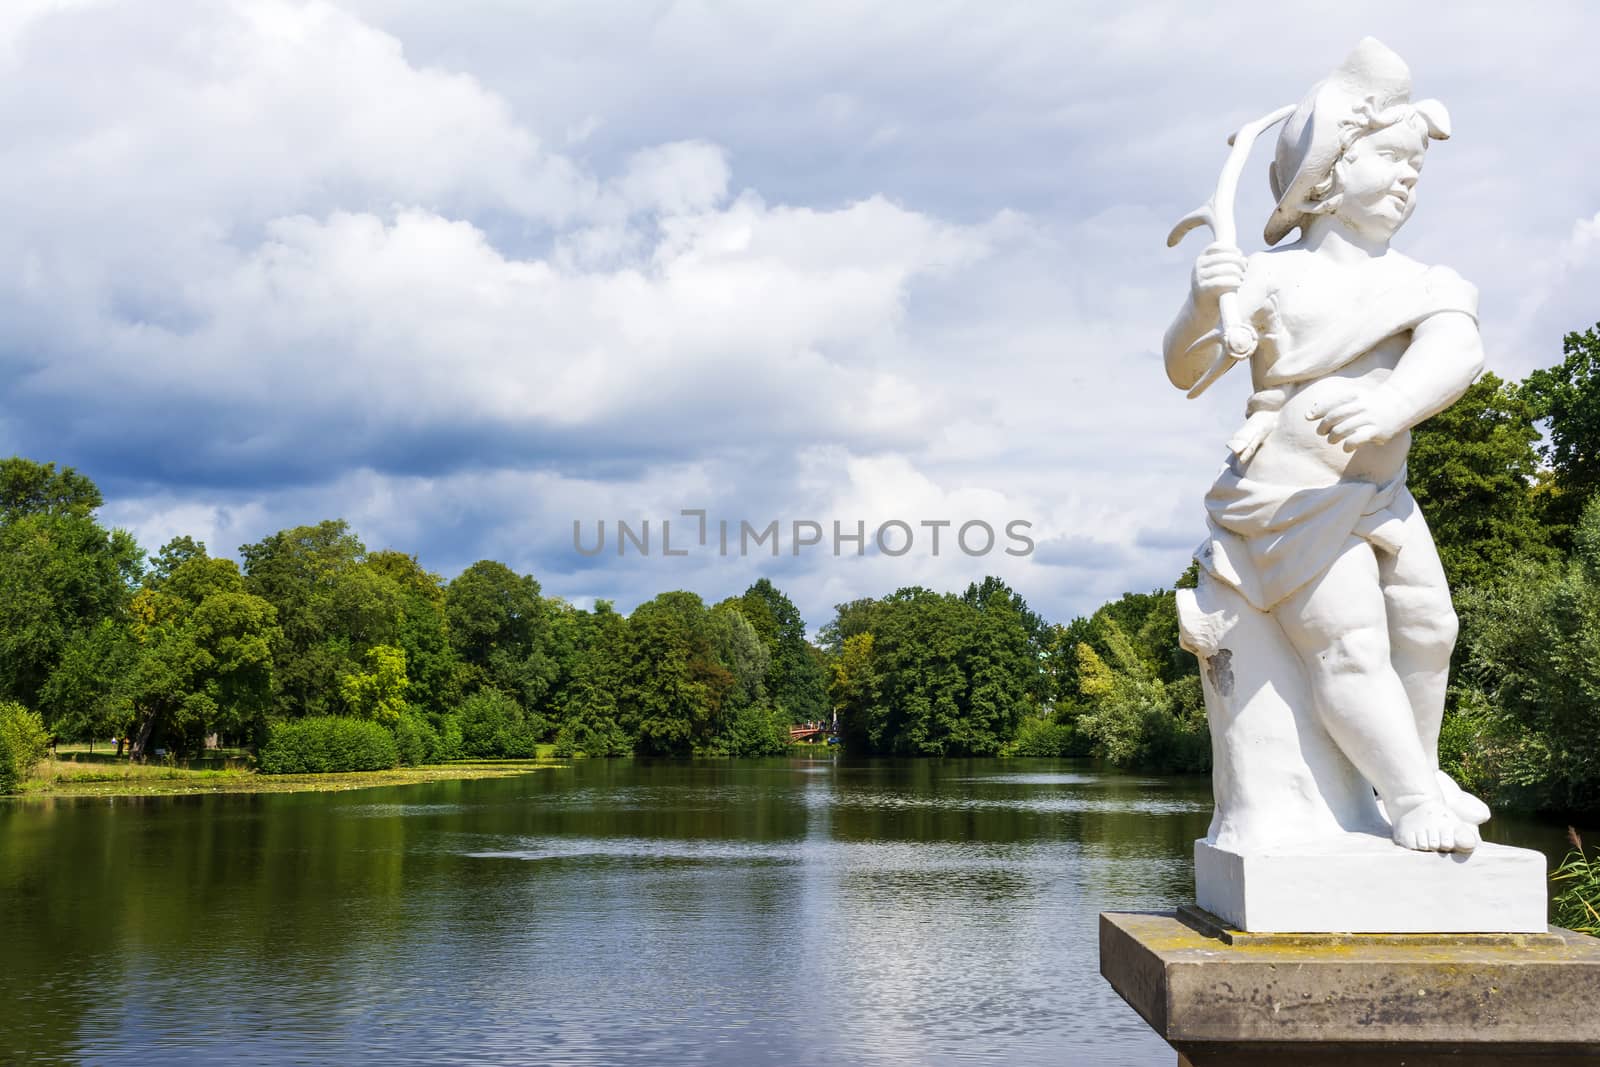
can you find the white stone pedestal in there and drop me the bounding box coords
[1195,834,1548,933]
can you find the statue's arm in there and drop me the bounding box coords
[1164,243,1248,391]
[1308,309,1484,450]
[1382,310,1485,430]
[1163,295,1217,391]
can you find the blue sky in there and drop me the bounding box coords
[1,1,1596,631]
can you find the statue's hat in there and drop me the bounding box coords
[1264,37,1449,246]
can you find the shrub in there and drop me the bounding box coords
[435,714,464,761]
[551,719,631,758]
[258,716,399,774]
[1007,714,1087,757]
[457,689,539,759]
[716,703,791,757]
[1455,496,1600,810]
[392,712,441,767]
[0,702,50,794]
[1075,635,1211,773]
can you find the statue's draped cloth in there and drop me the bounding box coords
[1197,266,1478,611]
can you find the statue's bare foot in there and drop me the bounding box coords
[1436,770,1491,826]
[1389,796,1481,853]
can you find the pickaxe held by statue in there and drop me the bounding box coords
[1166,104,1295,399]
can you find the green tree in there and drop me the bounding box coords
[122,551,279,754]
[364,550,463,718]
[708,604,771,714]
[339,644,410,726]
[1073,619,1208,772]
[819,597,883,656]
[826,586,1032,756]
[830,631,879,745]
[0,457,101,523]
[553,602,633,757]
[1409,372,1553,591]
[240,520,363,717]
[446,560,557,714]
[542,598,593,732]
[728,579,828,722]
[240,521,397,718]
[962,576,1048,646]
[1048,582,1198,715]
[1452,494,1600,811]
[1043,617,1095,708]
[0,459,142,710]
[456,688,539,758]
[706,604,790,756]
[1525,323,1600,540]
[146,535,208,588]
[960,578,1042,746]
[38,618,137,744]
[622,591,729,755]
[0,701,50,793]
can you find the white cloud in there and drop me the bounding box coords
[5,0,1599,628]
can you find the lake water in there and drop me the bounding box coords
[0,759,1580,1066]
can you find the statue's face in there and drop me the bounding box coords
[1329,121,1429,242]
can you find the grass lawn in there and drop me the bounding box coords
[16,756,560,799]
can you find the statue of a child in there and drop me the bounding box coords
[1165,38,1491,853]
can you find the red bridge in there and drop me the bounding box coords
[789,722,830,742]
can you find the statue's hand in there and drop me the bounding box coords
[1191,242,1246,311]
[1306,388,1410,451]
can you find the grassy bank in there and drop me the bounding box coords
[15,756,559,799]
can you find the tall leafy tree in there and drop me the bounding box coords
[707,604,789,756]
[819,597,883,656]
[963,579,1045,737]
[728,578,828,722]
[1524,323,1600,541]
[553,602,632,757]
[0,458,101,523]
[622,591,730,755]
[1072,619,1208,771]
[1454,494,1600,810]
[39,618,137,745]
[963,576,1051,706]
[1409,372,1553,591]
[364,550,462,717]
[1050,582,1198,714]
[0,459,142,710]
[708,604,770,713]
[240,520,395,718]
[445,560,556,714]
[827,586,1031,756]
[123,552,279,754]
[962,576,1047,646]
[339,645,410,726]
[147,536,208,588]
[830,631,879,744]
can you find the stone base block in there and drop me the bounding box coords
[1196,834,1547,933]
[1101,911,1600,1065]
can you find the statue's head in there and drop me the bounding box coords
[1264,38,1451,246]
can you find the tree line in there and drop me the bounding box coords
[1,323,1597,812]
[0,489,836,764]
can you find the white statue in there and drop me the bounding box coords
[1166,38,1493,857]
